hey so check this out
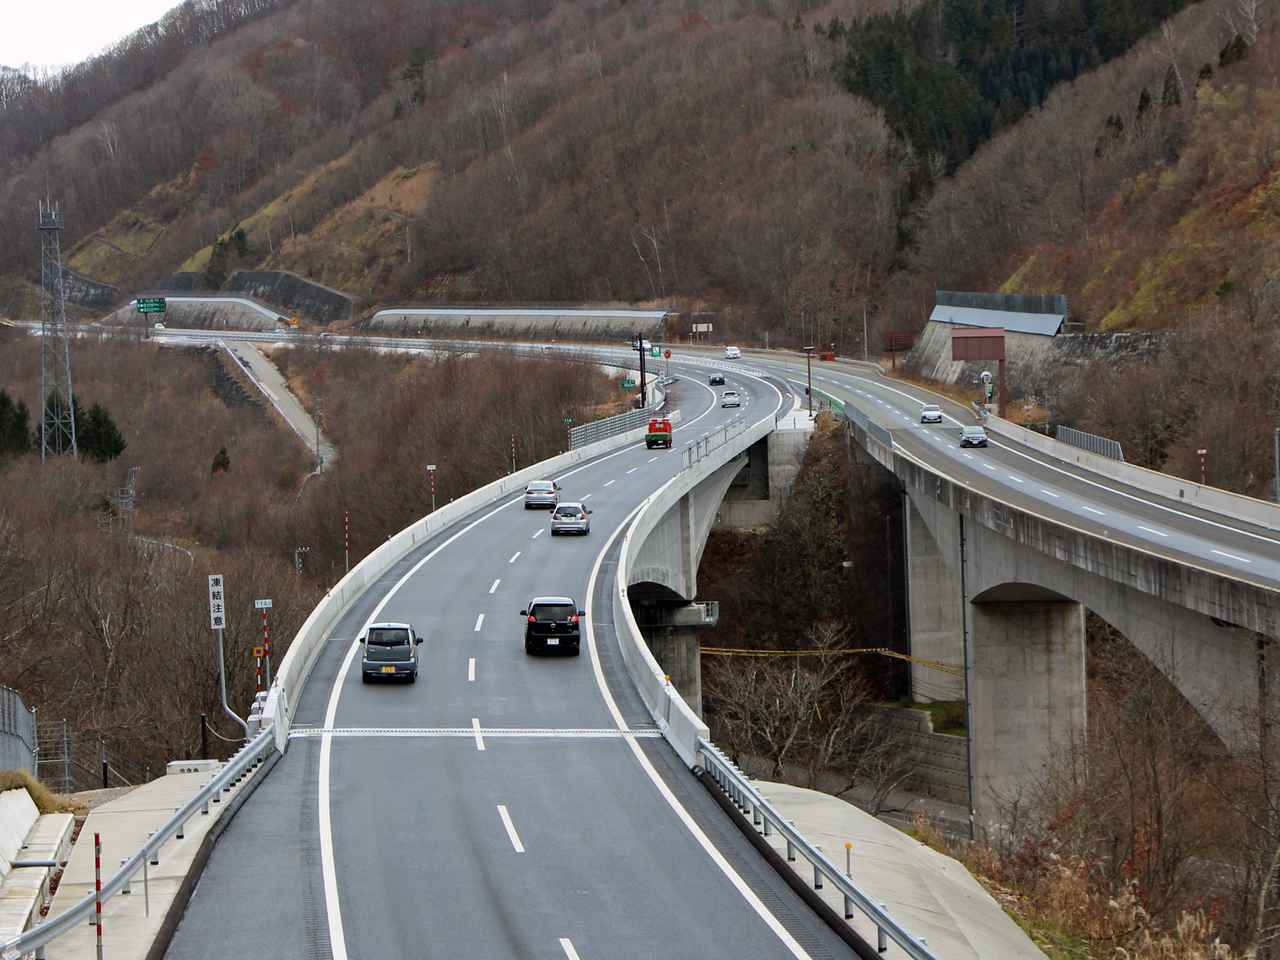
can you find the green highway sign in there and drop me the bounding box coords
[135,297,166,314]
[622,379,636,388]
[562,417,574,425]
[649,346,660,358]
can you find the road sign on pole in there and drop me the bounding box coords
[664,349,671,359]
[254,599,272,610]
[135,297,166,314]
[650,345,660,358]
[426,464,437,513]
[622,378,636,388]
[208,575,226,630]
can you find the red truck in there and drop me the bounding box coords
[645,417,672,449]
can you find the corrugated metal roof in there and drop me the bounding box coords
[929,305,1064,337]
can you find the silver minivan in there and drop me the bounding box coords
[359,622,423,683]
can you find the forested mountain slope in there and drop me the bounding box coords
[0,0,1267,346]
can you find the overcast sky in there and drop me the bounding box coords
[1,0,178,71]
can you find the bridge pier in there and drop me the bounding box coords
[905,499,965,702]
[634,601,719,718]
[969,588,1087,828]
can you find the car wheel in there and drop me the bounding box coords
[525,639,536,655]
[361,674,369,684]
[409,672,417,683]
[570,642,581,657]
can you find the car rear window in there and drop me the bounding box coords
[527,482,554,492]
[531,603,575,621]
[554,507,581,518]
[367,628,410,646]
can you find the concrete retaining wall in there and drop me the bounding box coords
[870,708,969,806]
[226,270,355,326]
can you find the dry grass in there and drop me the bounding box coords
[912,815,1240,959]
[0,769,83,815]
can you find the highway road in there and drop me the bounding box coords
[738,352,1280,591]
[165,359,855,960]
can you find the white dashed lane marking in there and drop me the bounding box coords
[474,614,485,632]
[497,805,525,853]
[468,658,476,682]
[603,480,616,487]
[508,551,521,564]
[1082,506,1107,516]
[1212,549,1252,564]
[489,579,500,594]
[532,529,543,540]
[1138,525,1168,538]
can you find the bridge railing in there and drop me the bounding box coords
[569,381,666,449]
[1054,424,1124,461]
[0,731,275,958]
[697,741,938,960]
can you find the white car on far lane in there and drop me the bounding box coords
[721,390,741,408]
[920,404,943,424]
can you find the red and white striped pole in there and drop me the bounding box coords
[94,832,103,960]
[343,510,350,573]
[511,435,517,473]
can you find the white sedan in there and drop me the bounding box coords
[920,404,943,423]
[721,391,741,408]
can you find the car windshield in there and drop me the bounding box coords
[527,482,554,492]
[367,628,410,646]
[531,603,575,621]
[923,405,940,412]
[963,427,985,436]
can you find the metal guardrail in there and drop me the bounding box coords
[682,416,749,470]
[1055,424,1124,462]
[0,686,35,776]
[0,729,275,958]
[697,740,938,960]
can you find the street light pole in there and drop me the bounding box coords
[804,345,815,418]
[636,332,647,408]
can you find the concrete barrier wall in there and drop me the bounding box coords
[262,381,667,752]
[614,413,776,766]
[0,789,38,880]
[368,308,667,341]
[984,414,1280,533]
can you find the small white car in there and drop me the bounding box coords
[920,404,943,424]
[724,346,741,360]
[721,391,741,408]
[153,322,166,330]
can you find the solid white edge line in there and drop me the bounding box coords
[497,804,525,853]
[472,718,486,751]
[489,578,500,594]
[581,395,812,960]
[468,657,476,682]
[313,365,762,959]
[474,613,485,632]
[559,938,582,960]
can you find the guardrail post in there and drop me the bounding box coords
[877,907,888,953]
[762,816,771,837]
[786,838,795,862]
[120,858,131,895]
[813,860,823,890]
[148,833,159,866]
[176,809,186,840]
[844,842,853,918]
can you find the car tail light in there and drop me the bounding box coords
[569,614,580,624]
[527,615,536,623]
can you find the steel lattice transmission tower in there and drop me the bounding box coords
[38,199,76,460]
